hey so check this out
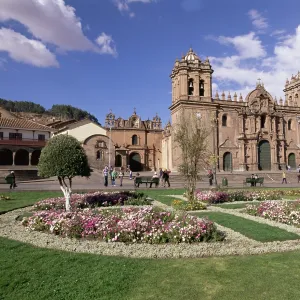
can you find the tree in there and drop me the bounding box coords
[173,111,211,201]
[38,135,91,211]
[48,104,99,124]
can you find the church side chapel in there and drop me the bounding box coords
[104,109,163,171]
[163,48,300,172]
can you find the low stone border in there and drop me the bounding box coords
[2,205,300,259]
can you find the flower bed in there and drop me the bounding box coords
[245,201,300,226]
[194,189,283,204]
[172,199,207,211]
[22,207,225,244]
[34,191,151,211]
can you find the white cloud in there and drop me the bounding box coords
[248,9,268,32]
[210,25,300,100]
[113,0,156,16]
[0,28,59,67]
[216,32,266,59]
[95,33,118,57]
[0,0,117,67]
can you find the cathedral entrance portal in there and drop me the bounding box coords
[223,152,232,172]
[258,140,271,170]
[129,152,142,172]
[288,153,296,169]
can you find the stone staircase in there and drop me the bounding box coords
[0,169,41,181]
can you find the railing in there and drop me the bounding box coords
[0,138,47,147]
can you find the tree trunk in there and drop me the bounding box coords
[60,186,72,212]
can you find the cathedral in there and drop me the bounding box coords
[162,48,300,172]
[104,109,163,171]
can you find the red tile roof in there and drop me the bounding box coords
[0,118,54,131]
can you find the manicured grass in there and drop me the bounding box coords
[193,211,300,242]
[0,191,62,214]
[2,237,300,300]
[141,189,184,206]
[215,203,257,209]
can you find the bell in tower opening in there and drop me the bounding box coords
[188,79,194,96]
[200,80,205,96]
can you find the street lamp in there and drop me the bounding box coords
[108,126,112,168]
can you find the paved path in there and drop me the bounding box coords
[1,171,300,191]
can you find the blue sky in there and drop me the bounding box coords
[0,0,300,126]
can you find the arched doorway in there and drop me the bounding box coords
[129,152,142,172]
[0,149,13,165]
[15,149,29,165]
[258,140,271,170]
[223,152,232,171]
[288,153,296,169]
[115,154,122,167]
[31,150,41,166]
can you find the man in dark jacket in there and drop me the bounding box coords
[6,171,16,189]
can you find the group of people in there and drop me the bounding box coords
[102,166,125,187]
[102,166,171,188]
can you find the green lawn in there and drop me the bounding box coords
[2,237,300,300]
[193,211,300,242]
[215,203,257,209]
[141,189,184,206]
[0,191,62,214]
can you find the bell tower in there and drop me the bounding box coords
[170,48,214,104]
[284,72,300,106]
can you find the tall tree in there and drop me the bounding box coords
[38,135,91,211]
[173,110,211,201]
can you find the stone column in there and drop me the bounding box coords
[12,151,16,166]
[29,152,32,166]
[194,74,199,97]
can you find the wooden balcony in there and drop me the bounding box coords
[0,138,47,147]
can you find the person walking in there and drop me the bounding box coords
[163,169,170,187]
[103,166,109,187]
[6,171,16,189]
[119,168,124,187]
[111,168,117,186]
[282,171,287,184]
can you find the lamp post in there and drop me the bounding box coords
[108,126,112,168]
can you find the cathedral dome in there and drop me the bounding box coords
[185,48,200,62]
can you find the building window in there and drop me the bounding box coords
[132,135,138,145]
[188,79,194,96]
[38,134,45,141]
[9,133,22,140]
[288,119,292,130]
[96,150,104,160]
[199,80,205,96]
[0,132,3,140]
[261,115,266,128]
[222,115,227,127]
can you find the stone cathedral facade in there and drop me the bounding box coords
[162,48,300,172]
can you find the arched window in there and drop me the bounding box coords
[222,114,227,127]
[261,115,266,128]
[199,80,205,96]
[188,79,194,96]
[132,135,138,145]
[288,119,292,130]
[96,150,104,160]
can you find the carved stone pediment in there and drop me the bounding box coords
[219,137,238,148]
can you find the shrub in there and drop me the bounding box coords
[195,190,229,204]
